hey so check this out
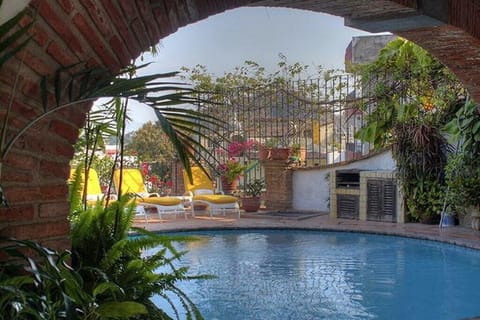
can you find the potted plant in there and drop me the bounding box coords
[241,179,265,212]
[290,143,306,163]
[260,138,292,160]
[218,159,246,193]
[444,99,480,229]
[445,151,480,229]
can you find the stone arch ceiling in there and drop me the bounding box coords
[24,0,480,100]
[1,0,480,246]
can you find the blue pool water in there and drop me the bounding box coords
[151,229,480,319]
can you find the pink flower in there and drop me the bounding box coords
[227,139,256,157]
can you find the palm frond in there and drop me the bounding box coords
[0,10,32,68]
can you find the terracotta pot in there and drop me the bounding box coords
[241,196,261,212]
[465,206,480,230]
[258,147,271,160]
[221,176,239,194]
[269,148,291,160]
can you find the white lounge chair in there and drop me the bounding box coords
[113,168,186,222]
[183,167,240,219]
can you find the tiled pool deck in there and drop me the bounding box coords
[133,210,480,250]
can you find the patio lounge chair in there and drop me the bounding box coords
[113,168,187,222]
[69,168,114,205]
[183,166,240,219]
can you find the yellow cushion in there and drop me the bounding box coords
[70,168,103,196]
[183,167,214,193]
[194,194,238,204]
[137,197,182,206]
[114,169,148,195]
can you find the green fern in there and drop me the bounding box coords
[0,238,148,319]
[69,192,208,319]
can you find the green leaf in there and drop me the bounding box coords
[93,282,123,297]
[472,120,480,134]
[96,301,148,318]
[0,10,32,68]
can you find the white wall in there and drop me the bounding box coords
[292,149,396,212]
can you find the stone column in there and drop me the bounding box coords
[262,160,293,211]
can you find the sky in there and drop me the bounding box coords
[125,6,374,132]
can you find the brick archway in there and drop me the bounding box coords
[1,0,480,248]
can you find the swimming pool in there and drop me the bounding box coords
[152,229,480,319]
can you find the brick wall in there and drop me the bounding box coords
[262,160,293,210]
[1,0,480,250]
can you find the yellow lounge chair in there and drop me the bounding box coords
[183,166,240,219]
[113,168,186,222]
[69,168,113,205]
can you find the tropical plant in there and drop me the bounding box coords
[444,99,480,211]
[0,9,32,69]
[354,38,464,149]
[0,238,148,320]
[444,152,480,210]
[1,62,226,205]
[217,159,246,184]
[444,99,480,156]
[353,38,463,222]
[243,179,265,197]
[69,174,208,319]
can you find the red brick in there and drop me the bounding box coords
[1,169,34,184]
[109,35,131,66]
[130,18,150,49]
[14,133,52,156]
[47,41,78,66]
[80,0,113,36]
[192,0,214,20]
[153,7,175,37]
[39,184,68,201]
[103,0,141,58]
[59,103,90,128]
[33,133,70,156]
[3,220,70,240]
[17,50,55,76]
[172,0,190,27]
[19,16,50,47]
[38,202,70,218]
[0,205,35,222]
[58,0,75,14]
[163,1,180,33]
[21,80,41,100]
[4,152,38,172]
[0,64,23,88]
[5,186,40,203]
[31,0,86,58]
[12,101,41,122]
[49,119,80,143]
[39,160,70,179]
[72,13,120,71]
[2,113,28,133]
[55,141,76,160]
[136,0,161,45]
[118,0,137,17]
[86,57,101,68]
[41,236,71,252]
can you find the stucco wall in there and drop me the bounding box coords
[292,149,396,212]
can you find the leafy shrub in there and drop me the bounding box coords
[0,239,147,320]
[69,193,207,319]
